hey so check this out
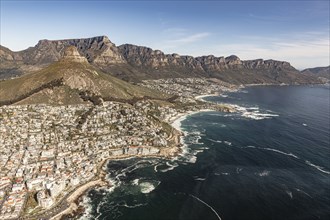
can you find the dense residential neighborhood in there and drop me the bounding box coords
[139,78,238,103]
[0,77,236,219]
[0,101,177,219]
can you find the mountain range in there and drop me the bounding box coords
[0,46,168,106]
[0,36,325,84]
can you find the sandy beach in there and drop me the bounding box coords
[194,94,218,101]
[170,109,214,132]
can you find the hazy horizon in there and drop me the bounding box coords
[1,0,329,69]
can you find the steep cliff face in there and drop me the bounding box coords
[117,44,312,84]
[0,36,126,79]
[61,46,88,63]
[118,44,296,73]
[25,36,126,65]
[0,36,322,84]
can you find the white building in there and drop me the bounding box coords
[37,190,53,209]
[49,180,66,198]
[70,176,80,186]
[26,178,44,191]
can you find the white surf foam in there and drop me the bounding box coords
[171,114,187,131]
[159,162,179,173]
[223,141,232,146]
[194,177,206,181]
[132,179,139,186]
[96,198,107,215]
[186,133,203,145]
[171,110,213,132]
[207,138,222,143]
[187,155,197,163]
[257,170,270,177]
[286,190,293,199]
[227,103,279,120]
[247,107,259,110]
[154,164,161,173]
[139,181,160,194]
[101,183,117,194]
[121,202,147,209]
[242,112,279,120]
[177,139,198,164]
[79,196,94,220]
[193,149,204,154]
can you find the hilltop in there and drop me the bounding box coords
[0,36,322,84]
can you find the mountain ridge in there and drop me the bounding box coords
[301,66,330,80]
[0,46,169,105]
[0,35,322,84]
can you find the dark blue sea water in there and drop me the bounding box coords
[81,85,330,220]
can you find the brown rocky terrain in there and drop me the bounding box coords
[0,35,322,84]
[0,46,168,106]
[301,66,330,80]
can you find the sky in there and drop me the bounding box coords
[0,0,329,69]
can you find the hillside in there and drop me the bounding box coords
[0,36,322,84]
[0,46,169,106]
[301,66,330,80]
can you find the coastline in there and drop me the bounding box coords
[39,128,186,219]
[35,94,223,220]
[194,94,219,101]
[49,179,107,220]
[170,109,214,132]
[170,93,221,132]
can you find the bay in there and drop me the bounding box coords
[81,85,330,220]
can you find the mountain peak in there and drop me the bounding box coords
[62,46,88,63]
[99,35,111,43]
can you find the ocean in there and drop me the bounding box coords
[80,85,330,220]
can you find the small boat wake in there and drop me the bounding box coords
[189,194,222,220]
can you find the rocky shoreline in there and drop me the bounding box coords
[26,94,235,220]
[43,130,184,220]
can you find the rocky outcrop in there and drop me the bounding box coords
[0,36,125,66]
[62,46,88,63]
[118,44,296,73]
[0,36,127,79]
[117,44,312,84]
[0,36,322,84]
